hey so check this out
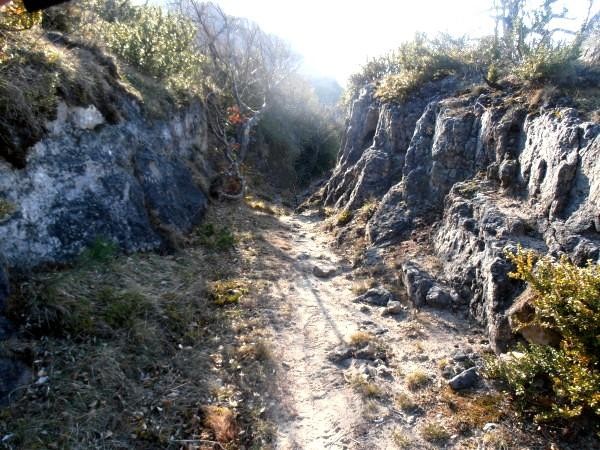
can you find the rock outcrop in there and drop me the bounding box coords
[0,101,210,270]
[318,78,600,352]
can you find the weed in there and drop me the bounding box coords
[197,223,236,250]
[406,369,430,391]
[209,280,248,306]
[395,392,418,412]
[0,199,16,220]
[421,422,450,443]
[336,209,353,226]
[392,428,412,448]
[349,331,374,347]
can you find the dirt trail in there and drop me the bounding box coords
[250,208,498,450]
[251,211,377,449]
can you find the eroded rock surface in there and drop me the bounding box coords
[317,78,600,352]
[0,102,210,270]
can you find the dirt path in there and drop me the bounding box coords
[248,208,503,450]
[262,213,362,449]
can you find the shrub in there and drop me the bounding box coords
[82,1,204,91]
[335,209,353,226]
[405,369,430,390]
[420,422,450,443]
[197,223,236,250]
[347,33,475,103]
[498,248,600,422]
[79,237,118,265]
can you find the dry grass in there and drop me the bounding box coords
[349,331,374,347]
[395,392,418,412]
[202,405,239,444]
[421,422,450,444]
[351,279,377,296]
[245,196,279,215]
[349,375,384,398]
[392,428,413,448]
[405,369,430,391]
[440,389,506,433]
[437,357,451,370]
[357,198,379,222]
[0,203,282,449]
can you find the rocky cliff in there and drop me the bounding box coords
[0,37,212,396]
[0,100,209,271]
[317,80,600,352]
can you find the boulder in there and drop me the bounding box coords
[448,367,479,390]
[401,263,433,307]
[354,287,394,307]
[313,265,337,278]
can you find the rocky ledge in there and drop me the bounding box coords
[315,79,599,352]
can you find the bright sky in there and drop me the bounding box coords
[207,0,597,86]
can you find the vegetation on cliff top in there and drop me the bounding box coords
[0,0,341,186]
[346,0,599,107]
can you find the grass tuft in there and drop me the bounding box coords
[421,422,450,443]
[349,331,374,347]
[405,369,430,391]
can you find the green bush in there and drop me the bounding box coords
[497,248,600,422]
[347,33,476,104]
[197,223,236,251]
[83,1,204,90]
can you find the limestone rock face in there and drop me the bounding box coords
[320,78,600,352]
[0,102,210,270]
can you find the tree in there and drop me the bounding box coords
[179,1,299,198]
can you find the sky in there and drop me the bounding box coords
[150,0,598,87]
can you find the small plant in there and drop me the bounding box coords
[395,392,417,412]
[335,209,353,226]
[349,331,374,347]
[420,422,450,444]
[79,237,118,265]
[0,199,16,220]
[197,223,236,250]
[391,428,412,448]
[456,179,480,199]
[405,369,430,391]
[209,280,248,306]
